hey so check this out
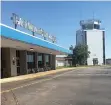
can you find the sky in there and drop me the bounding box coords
[1,1,111,58]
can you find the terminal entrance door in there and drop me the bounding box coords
[93,58,98,65]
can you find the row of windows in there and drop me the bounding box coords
[27,52,50,69]
[82,24,100,30]
[26,53,50,62]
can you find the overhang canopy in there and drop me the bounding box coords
[0,24,72,55]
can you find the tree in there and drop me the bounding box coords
[72,44,90,66]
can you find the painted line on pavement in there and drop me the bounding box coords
[1,69,75,94]
[1,68,77,84]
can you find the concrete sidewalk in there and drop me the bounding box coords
[1,67,80,84]
[1,65,108,84]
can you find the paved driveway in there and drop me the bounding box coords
[1,67,111,105]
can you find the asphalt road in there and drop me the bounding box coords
[1,67,111,105]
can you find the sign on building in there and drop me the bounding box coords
[11,13,57,43]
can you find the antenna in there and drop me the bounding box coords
[93,11,95,20]
[80,10,83,20]
[80,10,83,27]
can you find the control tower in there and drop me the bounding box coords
[76,19,105,65]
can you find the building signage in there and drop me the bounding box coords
[11,13,56,43]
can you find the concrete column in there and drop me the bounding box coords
[20,50,27,74]
[35,52,38,72]
[49,54,51,67]
[103,31,106,65]
[10,48,17,76]
[49,54,52,69]
[1,48,11,77]
[2,48,17,77]
[51,55,56,70]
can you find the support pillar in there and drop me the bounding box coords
[49,54,52,69]
[10,48,17,76]
[51,55,56,70]
[43,54,46,67]
[34,52,38,72]
[1,48,11,77]
[103,31,106,65]
[2,48,17,77]
[20,50,27,75]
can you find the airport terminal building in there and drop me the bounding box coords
[1,14,71,78]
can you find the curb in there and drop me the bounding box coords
[0,66,93,84]
[1,67,79,84]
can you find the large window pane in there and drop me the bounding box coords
[38,55,42,61]
[27,52,35,69]
[46,54,50,66]
[38,53,43,68]
[94,24,100,29]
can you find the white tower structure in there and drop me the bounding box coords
[76,19,105,65]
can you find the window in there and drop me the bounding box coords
[38,53,43,68]
[46,54,50,66]
[94,24,100,29]
[82,24,93,30]
[27,54,34,62]
[27,52,35,69]
[38,54,42,61]
[16,50,20,57]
